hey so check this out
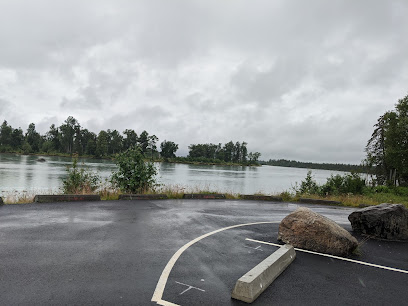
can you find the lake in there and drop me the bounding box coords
[0,153,348,195]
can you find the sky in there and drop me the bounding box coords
[0,0,407,164]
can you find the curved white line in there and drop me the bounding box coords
[151,221,277,305]
[247,238,408,274]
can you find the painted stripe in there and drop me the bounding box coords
[151,221,277,305]
[246,238,408,275]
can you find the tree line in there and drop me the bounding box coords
[263,159,366,173]
[0,116,177,159]
[180,142,261,165]
[0,116,260,165]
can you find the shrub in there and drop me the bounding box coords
[392,186,408,196]
[62,157,101,194]
[111,146,157,193]
[319,173,366,195]
[298,171,320,195]
[297,171,367,196]
[373,185,390,193]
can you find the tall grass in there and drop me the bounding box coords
[1,189,49,204]
[2,184,407,208]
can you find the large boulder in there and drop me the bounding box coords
[348,203,408,240]
[278,207,358,256]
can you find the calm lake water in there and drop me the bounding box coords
[0,153,348,195]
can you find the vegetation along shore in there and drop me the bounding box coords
[2,94,408,208]
[0,116,261,166]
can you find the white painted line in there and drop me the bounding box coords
[244,245,263,251]
[175,281,205,295]
[246,238,408,275]
[151,221,279,306]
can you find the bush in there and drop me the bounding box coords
[62,157,101,194]
[319,173,366,195]
[392,186,408,196]
[111,146,157,193]
[296,171,367,196]
[298,171,320,195]
[372,185,390,193]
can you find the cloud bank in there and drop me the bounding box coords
[1,0,407,163]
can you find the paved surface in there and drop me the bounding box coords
[0,200,407,305]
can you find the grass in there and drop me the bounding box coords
[146,183,239,199]
[2,185,407,208]
[294,193,408,208]
[1,190,42,204]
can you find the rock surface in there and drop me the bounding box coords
[278,207,358,256]
[348,203,408,240]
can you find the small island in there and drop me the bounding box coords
[0,116,261,167]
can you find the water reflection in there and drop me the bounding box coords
[0,153,348,194]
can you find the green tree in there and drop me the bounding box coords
[188,143,206,158]
[366,94,408,186]
[11,128,24,150]
[45,124,60,152]
[0,120,13,151]
[138,130,149,155]
[96,130,109,157]
[123,129,138,150]
[22,141,33,154]
[233,141,241,163]
[147,135,159,160]
[223,141,235,162]
[160,140,179,159]
[111,146,157,193]
[59,116,80,154]
[215,143,224,161]
[80,129,96,155]
[25,123,42,152]
[82,130,97,155]
[108,129,123,155]
[241,141,248,162]
[248,152,261,164]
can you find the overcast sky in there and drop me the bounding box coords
[1,0,407,164]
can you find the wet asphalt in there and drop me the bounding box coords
[0,200,407,305]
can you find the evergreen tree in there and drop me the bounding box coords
[366,94,408,185]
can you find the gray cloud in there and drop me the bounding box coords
[61,86,101,110]
[0,0,408,164]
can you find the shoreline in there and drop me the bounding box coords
[0,152,260,167]
[2,187,407,209]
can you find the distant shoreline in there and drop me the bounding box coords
[0,152,369,172]
[0,152,259,167]
[262,159,368,173]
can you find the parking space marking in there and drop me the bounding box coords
[244,245,263,251]
[175,281,205,295]
[246,238,408,275]
[151,221,279,306]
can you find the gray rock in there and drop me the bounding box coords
[278,207,358,256]
[37,158,46,162]
[348,203,408,240]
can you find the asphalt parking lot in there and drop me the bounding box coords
[0,199,407,305]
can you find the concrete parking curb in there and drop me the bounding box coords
[34,195,101,203]
[240,195,283,202]
[183,194,226,199]
[119,194,168,200]
[299,198,341,205]
[231,244,296,303]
